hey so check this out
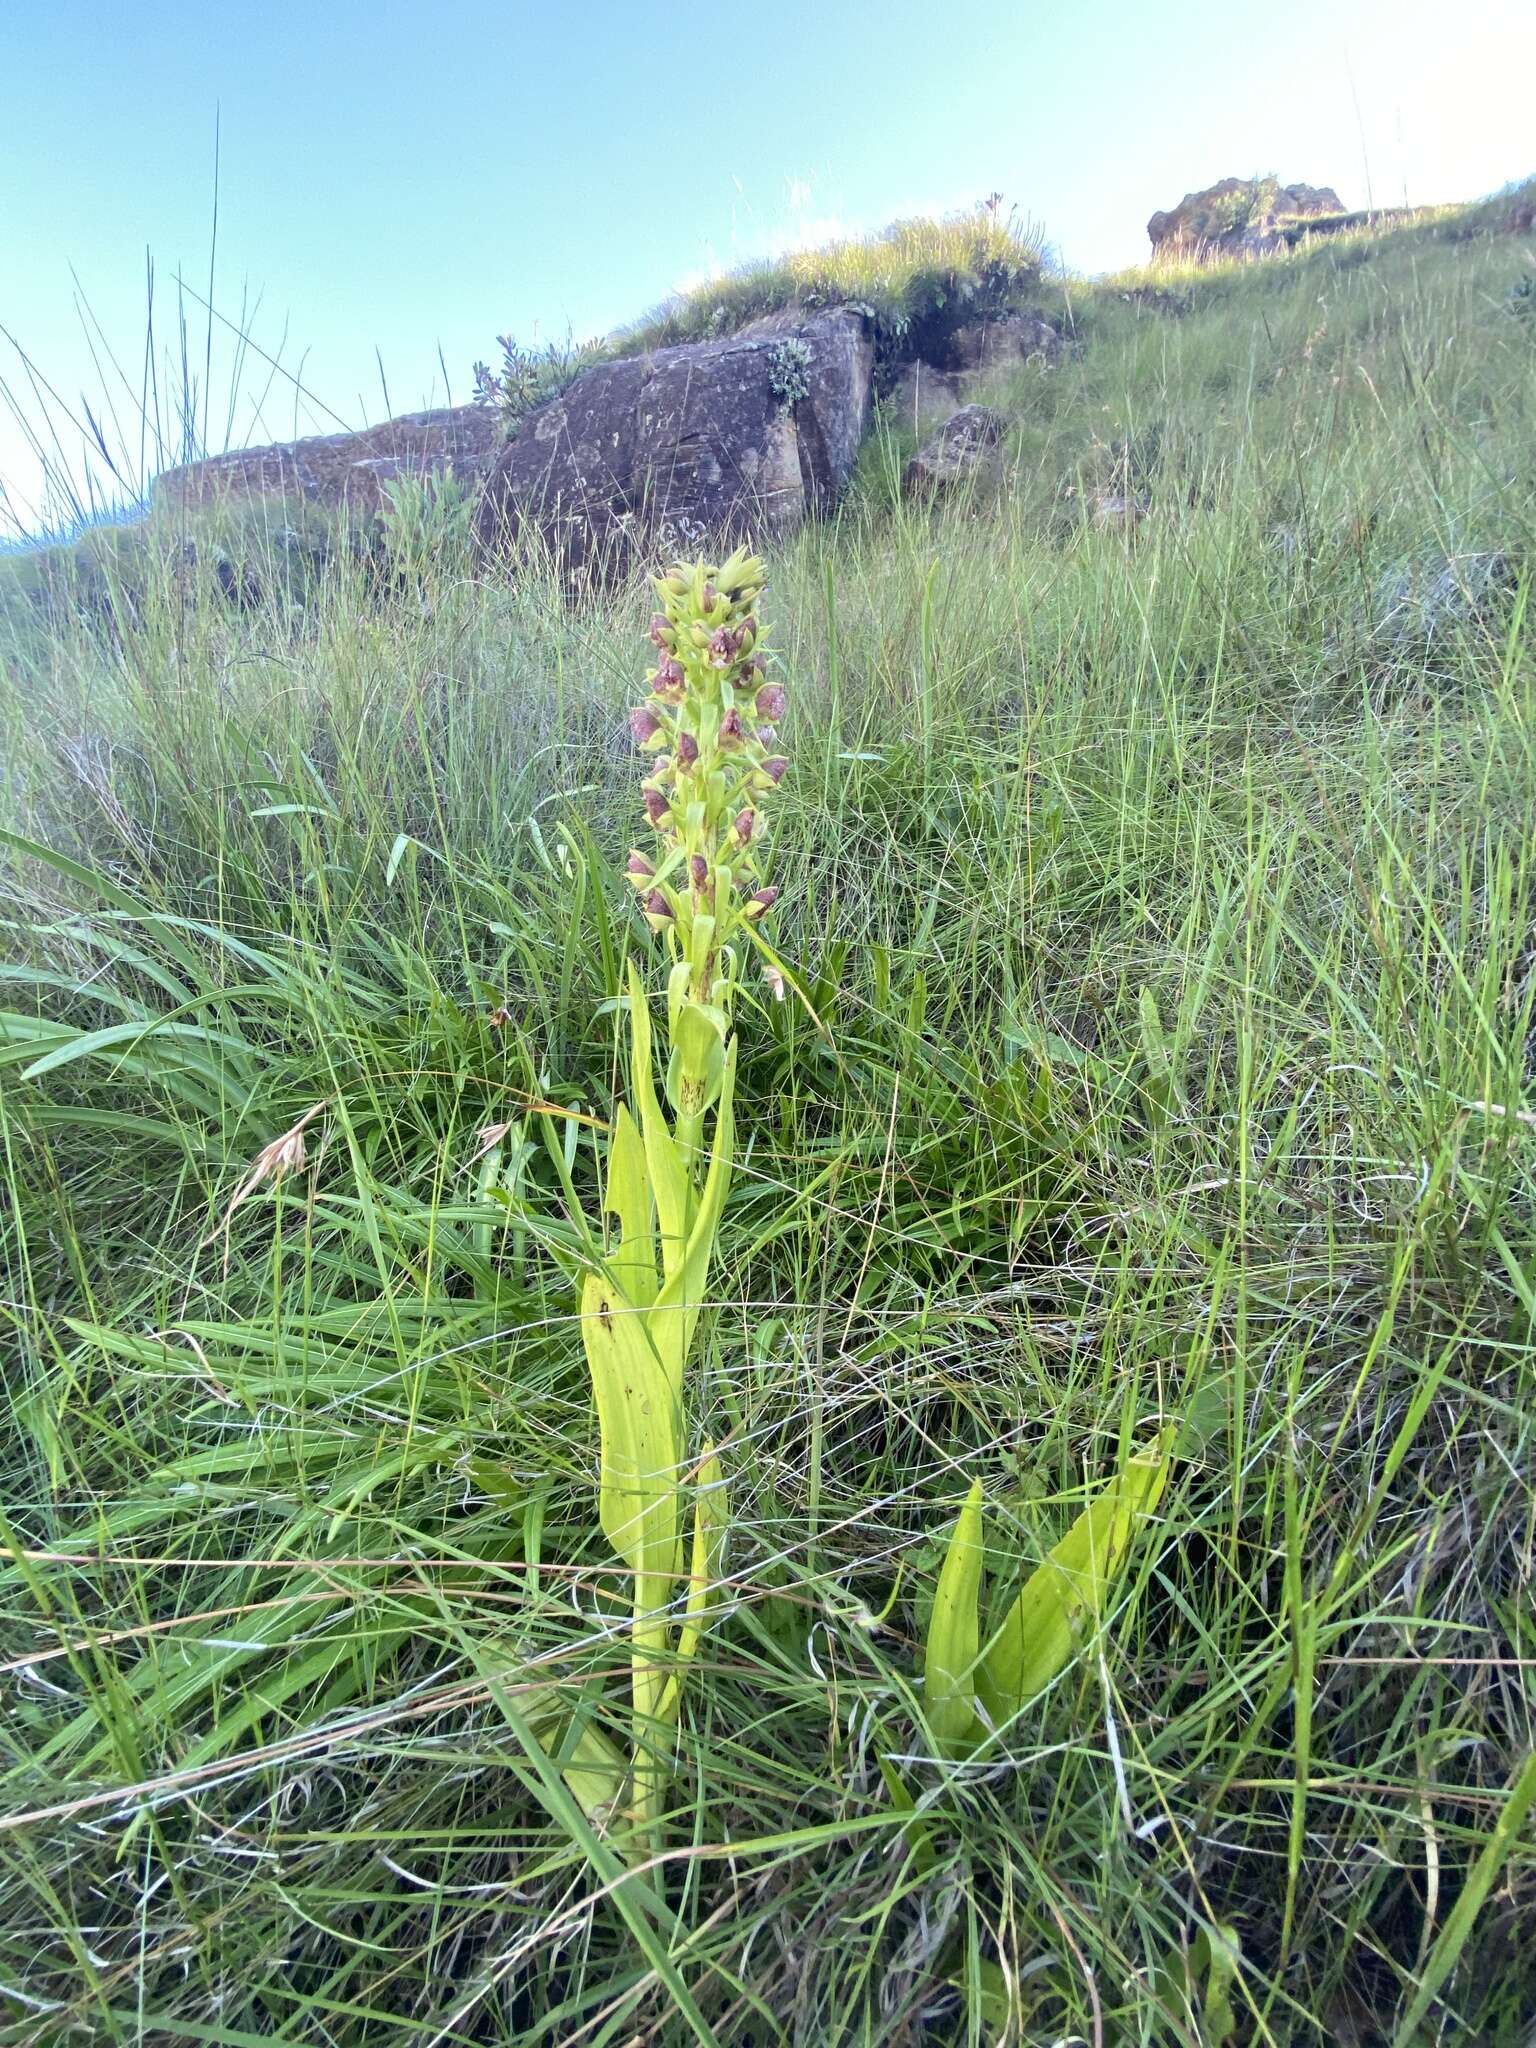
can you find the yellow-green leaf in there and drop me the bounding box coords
[520,1685,632,1825]
[555,1715,631,1823]
[579,1270,681,1590]
[979,1430,1173,1726]
[677,1441,729,1664]
[923,1477,985,1756]
[627,962,690,1285]
[665,997,728,1117]
[647,1040,737,1394]
[603,1103,657,1309]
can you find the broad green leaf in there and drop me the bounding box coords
[603,1103,657,1309]
[551,1711,631,1822]
[0,826,201,987]
[677,1441,728,1664]
[646,1040,737,1394]
[876,1755,937,1875]
[1195,1924,1241,2045]
[509,1681,631,1822]
[1152,1921,1241,2045]
[465,1460,537,1513]
[979,1430,1173,1726]
[960,1957,1015,2043]
[665,997,728,1117]
[579,1270,681,1591]
[923,1477,984,1756]
[627,962,690,1284]
[20,1018,252,1088]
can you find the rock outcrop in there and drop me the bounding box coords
[903,405,1007,499]
[1373,550,1516,648]
[472,308,872,577]
[947,310,1063,371]
[885,364,970,437]
[1147,178,1346,257]
[156,405,501,514]
[885,312,1063,437]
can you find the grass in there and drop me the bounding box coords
[614,207,1046,354]
[470,207,1051,433]
[1,198,1535,2044]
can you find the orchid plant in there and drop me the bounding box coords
[923,1431,1175,1759]
[553,549,785,1851]
[550,552,1166,1849]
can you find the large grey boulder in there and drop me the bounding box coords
[156,405,501,514]
[472,308,872,578]
[1373,550,1516,648]
[948,310,1063,371]
[902,405,1007,499]
[885,363,971,437]
[1147,178,1346,257]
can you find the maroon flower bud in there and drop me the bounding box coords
[707,626,739,668]
[761,755,788,784]
[755,683,786,722]
[626,851,655,883]
[628,706,661,747]
[675,730,699,768]
[736,617,757,650]
[744,885,779,919]
[702,582,718,611]
[719,708,745,747]
[690,853,709,890]
[649,612,675,650]
[643,787,670,826]
[652,656,686,698]
[755,726,776,746]
[645,889,671,921]
[733,807,756,844]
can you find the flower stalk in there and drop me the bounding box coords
[625,547,785,1168]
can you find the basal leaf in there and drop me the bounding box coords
[979,1430,1173,1726]
[923,1476,984,1756]
[552,1710,631,1823]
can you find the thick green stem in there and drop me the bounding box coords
[629,1578,674,1859]
[672,937,721,1179]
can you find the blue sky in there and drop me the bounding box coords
[3,0,1533,531]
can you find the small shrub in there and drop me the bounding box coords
[377,468,474,582]
[471,330,600,435]
[767,338,813,410]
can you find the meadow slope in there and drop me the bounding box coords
[1,205,1535,2044]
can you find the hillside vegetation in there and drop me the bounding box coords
[467,208,1047,431]
[2,194,1535,2045]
